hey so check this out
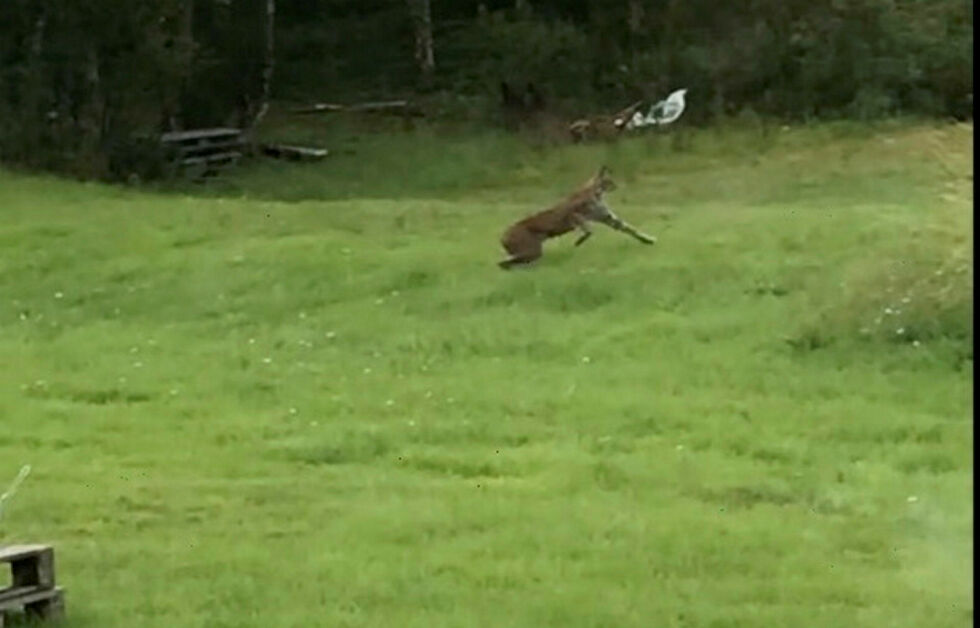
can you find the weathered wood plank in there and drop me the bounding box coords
[161,127,242,143]
[173,140,246,158]
[0,586,39,606]
[0,546,49,563]
[0,585,60,607]
[180,151,242,167]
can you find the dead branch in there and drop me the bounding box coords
[292,100,424,117]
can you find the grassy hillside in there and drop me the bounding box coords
[0,120,972,627]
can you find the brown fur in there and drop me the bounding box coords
[498,166,656,269]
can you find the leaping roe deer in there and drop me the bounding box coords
[498,166,656,269]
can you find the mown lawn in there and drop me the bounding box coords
[0,119,972,627]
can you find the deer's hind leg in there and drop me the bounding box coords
[499,228,543,269]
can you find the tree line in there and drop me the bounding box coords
[0,0,972,179]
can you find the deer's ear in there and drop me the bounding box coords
[597,165,610,178]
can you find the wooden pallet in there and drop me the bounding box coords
[0,545,64,626]
[160,127,245,179]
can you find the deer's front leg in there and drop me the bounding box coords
[600,211,656,245]
[572,214,593,247]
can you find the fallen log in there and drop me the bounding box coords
[259,143,329,161]
[292,100,423,116]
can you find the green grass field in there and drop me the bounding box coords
[0,119,972,627]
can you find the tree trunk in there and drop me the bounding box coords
[19,5,49,162]
[30,11,46,59]
[166,0,195,131]
[27,8,47,110]
[406,0,435,84]
[77,45,106,175]
[244,0,275,132]
[80,48,103,136]
[628,0,643,71]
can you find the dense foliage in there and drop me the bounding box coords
[0,0,972,179]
